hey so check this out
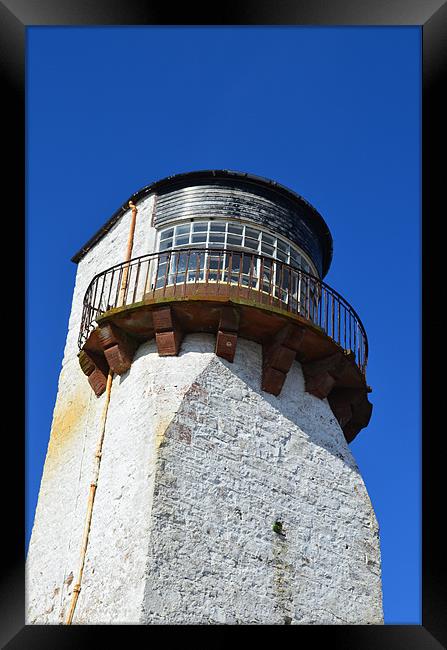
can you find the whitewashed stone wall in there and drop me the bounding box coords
[27,334,383,624]
[139,336,383,625]
[27,196,383,625]
[26,194,156,623]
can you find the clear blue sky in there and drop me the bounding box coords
[26,26,421,624]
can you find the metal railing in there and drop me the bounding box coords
[79,247,368,374]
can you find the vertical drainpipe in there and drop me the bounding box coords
[66,199,139,624]
[118,200,138,307]
[65,370,113,625]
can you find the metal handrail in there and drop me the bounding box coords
[78,247,369,374]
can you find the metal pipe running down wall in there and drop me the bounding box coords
[65,369,114,625]
[118,200,138,307]
[66,200,139,623]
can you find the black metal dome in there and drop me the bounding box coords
[72,170,333,278]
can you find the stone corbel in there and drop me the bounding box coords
[78,349,109,397]
[215,306,240,362]
[302,351,351,399]
[97,322,139,374]
[152,306,184,356]
[261,325,306,396]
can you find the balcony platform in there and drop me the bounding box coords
[79,283,372,443]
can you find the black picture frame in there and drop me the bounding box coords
[3,1,446,647]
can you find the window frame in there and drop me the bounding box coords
[150,219,321,318]
[155,218,319,278]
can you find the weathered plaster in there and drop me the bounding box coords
[27,334,382,625]
[139,336,383,625]
[26,194,156,623]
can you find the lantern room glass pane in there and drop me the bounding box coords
[277,238,288,253]
[187,252,205,281]
[191,232,206,243]
[160,228,174,240]
[157,220,318,289]
[192,222,207,232]
[244,237,258,251]
[175,224,191,236]
[245,227,259,239]
[290,251,301,268]
[210,221,226,231]
[227,234,243,246]
[261,243,274,257]
[209,232,225,244]
[175,234,189,246]
[262,233,275,245]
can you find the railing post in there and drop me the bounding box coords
[173,251,180,296]
[163,252,172,296]
[183,250,190,297]
[248,253,254,298]
[216,251,222,294]
[132,259,141,304]
[115,266,124,307]
[337,301,341,346]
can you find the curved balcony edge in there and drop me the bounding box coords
[77,249,372,443]
[78,248,369,376]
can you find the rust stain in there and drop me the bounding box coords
[154,417,173,450]
[45,382,91,466]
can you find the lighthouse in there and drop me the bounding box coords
[26,170,383,624]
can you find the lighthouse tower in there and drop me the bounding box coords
[26,170,383,625]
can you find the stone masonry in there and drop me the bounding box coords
[26,189,383,624]
[27,332,382,624]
